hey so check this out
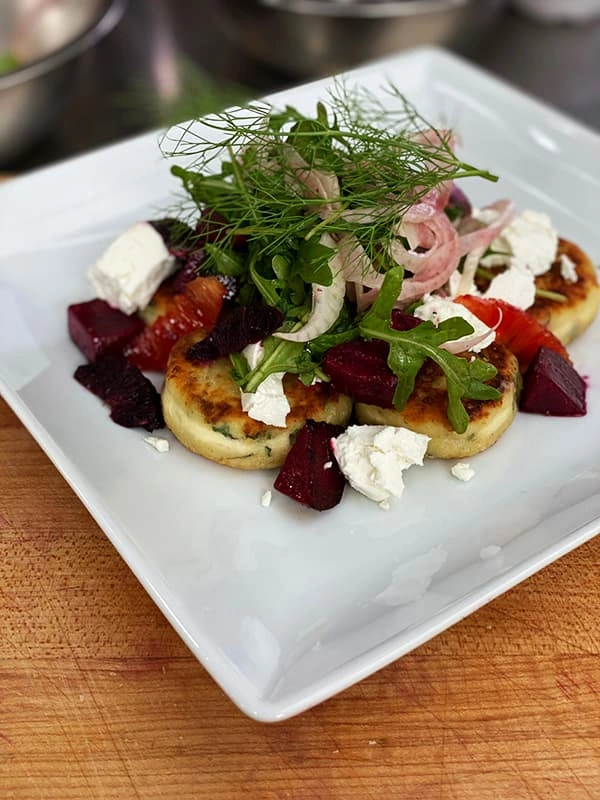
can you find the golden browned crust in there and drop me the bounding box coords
[528,238,600,344]
[162,330,352,470]
[356,343,520,459]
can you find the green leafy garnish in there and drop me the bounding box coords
[164,81,497,279]
[163,80,501,422]
[359,268,501,433]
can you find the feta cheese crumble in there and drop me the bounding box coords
[453,209,560,310]
[239,342,290,427]
[486,209,558,277]
[414,295,496,352]
[240,374,290,427]
[331,425,430,507]
[484,261,536,310]
[88,222,177,314]
[260,490,272,508]
[559,252,578,283]
[450,462,475,482]
[143,435,170,453]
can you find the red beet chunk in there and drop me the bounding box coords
[391,309,422,331]
[68,299,144,362]
[322,339,397,408]
[520,347,586,416]
[74,353,164,431]
[186,304,284,362]
[274,420,346,511]
[171,249,207,292]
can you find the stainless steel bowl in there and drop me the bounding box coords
[0,0,127,165]
[219,0,505,79]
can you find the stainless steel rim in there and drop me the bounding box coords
[255,0,469,18]
[0,0,129,88]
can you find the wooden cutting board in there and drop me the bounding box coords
[0,394,598,799]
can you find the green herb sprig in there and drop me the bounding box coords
[164,81,502,429]
[164,80,498,275]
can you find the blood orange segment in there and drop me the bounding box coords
[125,276,227,371]
[454,294,570,370]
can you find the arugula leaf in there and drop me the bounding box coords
[271,254,290,280]
[230,351,250,384]
[239,336,319,393]
[296,237,334,285]
[204,243,246,276]
[359,267,500,434]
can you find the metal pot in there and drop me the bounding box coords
[0,0,127,165]
[218,0,505,79]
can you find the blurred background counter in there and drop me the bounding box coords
[4,0,600,172]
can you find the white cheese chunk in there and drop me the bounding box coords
[88,222,176,314]
[478,254,506,269]
[240,373,290,428]
[331,425,429,507]
[414,295,496,352]
[489,210,558,277]
[559,252,579,283]
[450,462,475,482]
[484,259,536,309]
[143,435,170,453]
[260,490,272,508]
[239,342,290,427]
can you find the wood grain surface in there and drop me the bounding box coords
[0,397,599,800]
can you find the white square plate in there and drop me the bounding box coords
[1,47,599,721]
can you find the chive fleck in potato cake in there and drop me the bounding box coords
[162,330,353,470]
[355,342,520,459]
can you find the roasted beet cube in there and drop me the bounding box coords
[74,353,164,431]
[68,299,144,362]
[274,420,346,511]
[186,304,284,362]
[322,339,397,408]
[520,346,586,416]
[171,249,207,292]
[391,310,422,331]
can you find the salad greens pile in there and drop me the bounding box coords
[164,81,502,433]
